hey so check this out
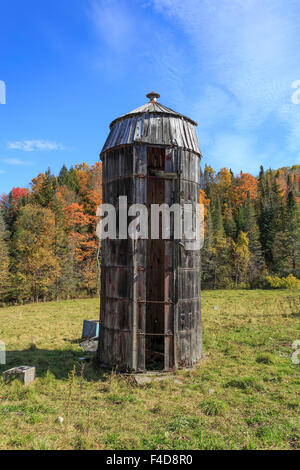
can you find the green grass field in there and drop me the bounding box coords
[0,290,299,450]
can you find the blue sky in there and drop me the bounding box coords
[1,0,300,194]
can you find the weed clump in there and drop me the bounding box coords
[256,353,275,364]
[200,399,228,416]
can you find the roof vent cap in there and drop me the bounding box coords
[146,91,160,102]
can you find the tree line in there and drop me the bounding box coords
[0,163,102,305]
[0,162,299,305]
[201,165,300,289]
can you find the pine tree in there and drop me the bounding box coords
[224,203,236,239]
[32,168,58,207]
[258,171,281,266]
[201,206,216,287]
[203,201,231,288]
[58,165,69,187]
[244,196,265,280]
[258,165,266,196]
[236,204,246,233]
[286,190,300,276]
[211,197,224,237]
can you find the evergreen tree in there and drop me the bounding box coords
[258,165,266,196]
[244,196,265,280]
[202,202,231,288]
[211,197,224,237]
[58,165,69,187]
[236,204,246,233]
[258,171,281,266]
[201,206,216,287]
[286,190,300,276]
[224,203,236,239]
[32,168,58,207]
[58,165,80,193]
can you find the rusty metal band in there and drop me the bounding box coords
[100,326,132,333]
[137,332,174,337]
[137,298,173,305]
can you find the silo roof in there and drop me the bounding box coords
[102,92,201,155]
[110,100,198,129]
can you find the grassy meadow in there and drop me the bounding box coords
[0,290,299,450]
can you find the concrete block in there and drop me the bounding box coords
[3,366,36,386]
[134,374,182,386]
[82,320,100,339]
[134,375,152,385]
[80,339,98,353]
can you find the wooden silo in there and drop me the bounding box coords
[97,92,202,371]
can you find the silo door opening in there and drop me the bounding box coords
[146,147,166,370]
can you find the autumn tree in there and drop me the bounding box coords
[231,232,250,286]
[233,172,258,207]
[13,205,61,302]
[215,168,233,205]
[50,194,77,300]
[0,210,10,300]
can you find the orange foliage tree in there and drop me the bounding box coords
[233,172,258,207]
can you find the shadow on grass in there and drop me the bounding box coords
[0,348,106,382]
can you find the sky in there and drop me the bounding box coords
[1,0,300,194]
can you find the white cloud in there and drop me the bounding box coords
[147,0,300,167]
[89,0,136,52]
[152,0,300,117]
[0,169,5,174]
[7,140,65,152]
[2,158,34,166]
[87,0,300,169]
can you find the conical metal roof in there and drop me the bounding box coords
[102,92,201,156]
[110,94,197,129]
